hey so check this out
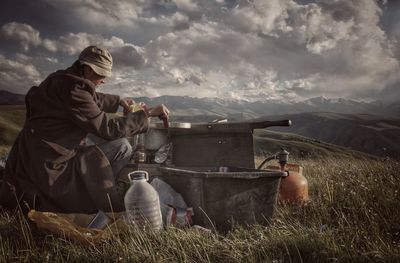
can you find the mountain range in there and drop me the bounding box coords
[1,90,399,118]
[133,95,400,120]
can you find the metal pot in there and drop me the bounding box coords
[145,122,191,151]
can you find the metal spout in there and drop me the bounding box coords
[257,148,290,170]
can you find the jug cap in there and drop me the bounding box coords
[128,170,149,182]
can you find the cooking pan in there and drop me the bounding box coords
[171,119,292,135]
[144,119,291,150]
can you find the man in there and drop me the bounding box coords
[0,45,169,213]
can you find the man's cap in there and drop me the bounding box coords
[79,46,113,77]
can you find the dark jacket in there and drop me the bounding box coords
[0,61,148,213]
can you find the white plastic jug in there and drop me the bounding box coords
[124,171,163,231]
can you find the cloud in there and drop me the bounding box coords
[0,22,41,51]
[110,45,147,69]
[0,22,100,55]
[224,0,292,35]
[171,13,191,31]
[43,0,147,27]
[50,32,106,55]
[132,0,399,101]
[0,0,399,102]
[14,53,59,66]
[0,22,147,71]
[0,53,42,94]
[175,0,200,13]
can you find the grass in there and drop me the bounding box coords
[1,157,399,262]
[0,106,398,261]
[0,105,25,156]
[254,129,379,160]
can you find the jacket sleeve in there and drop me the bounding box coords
[94,92,120,113]
[66,84,149,140]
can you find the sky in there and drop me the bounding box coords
[0,0,399,103]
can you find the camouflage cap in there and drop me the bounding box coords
[79,46,113,77]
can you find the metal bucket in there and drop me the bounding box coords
[157,166,287,231]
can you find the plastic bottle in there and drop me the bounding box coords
[124,171,163,231]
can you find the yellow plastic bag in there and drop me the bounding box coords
[28,210,128,245]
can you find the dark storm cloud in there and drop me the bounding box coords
[172,13,191,31]
[111,45,146,69]
[319,1,367,22]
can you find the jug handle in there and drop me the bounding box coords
[128,170,149,182]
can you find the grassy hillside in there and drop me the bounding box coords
[265,112,400,159]
[0,105,25,155]
[0,90,25,105]
[254,129,378,161]
[1,158,399,262]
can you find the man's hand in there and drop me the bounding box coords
[148,104,170,119]
[121,98,170,120]
[120,98,134,115]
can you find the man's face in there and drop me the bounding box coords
[83,66,106,87]
[89,73,106,87]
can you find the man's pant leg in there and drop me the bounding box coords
[86,134,133,177]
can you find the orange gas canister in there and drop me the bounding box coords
[266,163,309,204]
